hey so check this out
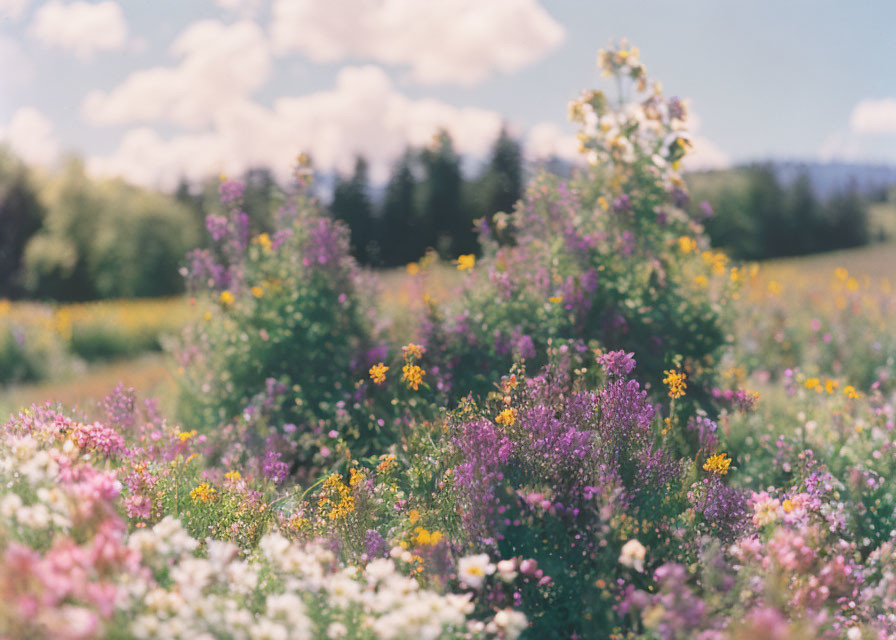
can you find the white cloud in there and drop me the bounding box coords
[214,0,262,16]
[83,19,270,128]
[682,135,729,171]
[0,0,29,20]
[270,0,564,86]
[28,0,127,59]
[88,65,507,189]
[525,122,579,162]
[0,35,34,93]
[0,107,60,166]
[816,98,896,163]
[849,98,896,134]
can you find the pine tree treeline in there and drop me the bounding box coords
[688,164,871,261]
[331,127,524,267]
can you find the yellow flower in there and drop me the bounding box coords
[190,482,217,503]
[255,233,272,251]
[678,236,697,254]
[548,295,564,304]
[703,453,731,475]
[377,454,396,473]
[402,364,425,391]
[406,262,420,276]
[663,369,687,399]
[455,254,476,271]
[320,474,355,520]
[767,281,782,295]
[824,379,838,394]
[178,429,197,442]
[349,468,365,487]
[804,378,820,391]
[834,267,849,282]
[408,509,420,525]
[693,275,708,289]
[219,290,235,306]
[414,527,443,546]
[402,343,426,360]
[369,362,389,385]
[251,286,263,298]
[495,408,517,426]
[844,385,859,400]
[225,470,242,482]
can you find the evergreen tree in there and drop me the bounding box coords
[419,130,467,257]
[378,150,421,266]
[330,156,376,264]
[481,127,524,219]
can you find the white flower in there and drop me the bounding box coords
[326,622,348,638]
[492,609,528,640]
[496,559,518,582]
[619,539,646,573]
[457,554,495,590]
[847,629,862,640]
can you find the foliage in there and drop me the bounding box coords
[22,157,198,301]
[689,164,871,261]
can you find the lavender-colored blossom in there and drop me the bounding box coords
[218,178,245,203]
[597,350,636,377]
[262,450,289,485]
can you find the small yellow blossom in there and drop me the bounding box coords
[349,468,365,487]
[402,364,425,391]
[402,343,426,360]
[768,281,782,295]
[834,267,849,282]
[804,378,820,391]
[406,262,420,275]
[369,362,389,385]
[320,474,354,520]
[548,295,564,304]
[414,527,443,546]
[678,236,697,254]
[190,482,217,503]
[224,471,242,482]
[663,369,687,399]
[495,408,517,426]
[693,275,708,289]
[824,379,838,394]
[782,499,794,513]
[220,290,235,306]
[178,429,197,442]
[844,385,859,399]
[456,254,476,271]
[408,509,420,525]
[377,454,396,473]
[251,286,263,298]
[703,453,731,475]
[256,233,272,251]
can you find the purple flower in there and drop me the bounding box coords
[262,450,289,485]
[596,350,636,377]
[218,178,245,203]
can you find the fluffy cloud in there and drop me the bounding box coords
[525,122,579,162]
[849,98,896,134]
[28,1,127,59]
[0,0,29,20]
[0,107,60,166]
[270,0,565,86]
[817,98,896,163]
[83,19,270,128]
[88,65,506,189]
[681,135,730,171]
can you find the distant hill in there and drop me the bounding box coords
[769,161,896,199]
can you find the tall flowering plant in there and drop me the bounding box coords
[421,41,738,428]
[175,159,393,474]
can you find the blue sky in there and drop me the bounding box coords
[1,0,895,189]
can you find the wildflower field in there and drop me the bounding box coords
[2,43,896,640]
